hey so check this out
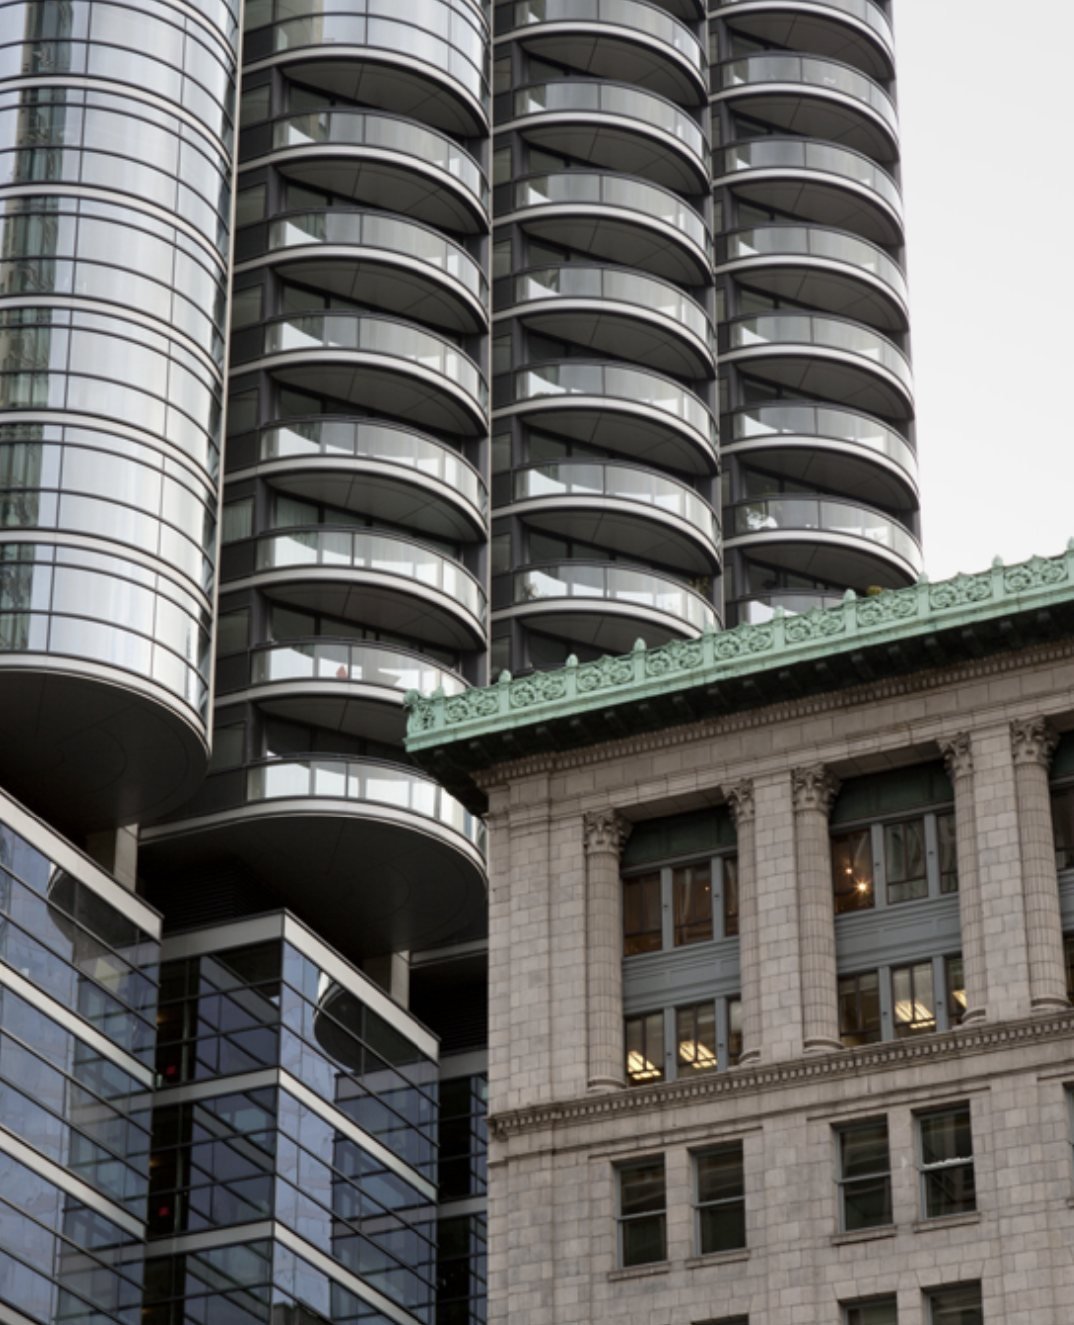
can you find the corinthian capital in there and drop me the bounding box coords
[939,732,973,781]
[725,779,755,827]
[582,809,632,855]
[791,764,841,816]
[1010,717,1059,769]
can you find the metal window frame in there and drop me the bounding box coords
[834,1117,892,1234]
[623,849,739,955]
[916,1103,975,1221]
[692,1141,746,1256]
[616,1156,667,1268]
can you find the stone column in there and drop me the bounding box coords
[939,732,986,1023]
[1011,718,1067,1011]
[793,764,843,1054]
[583,808,632,1091]
[726,780,761,1065]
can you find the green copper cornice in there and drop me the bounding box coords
[406,543,1074,757]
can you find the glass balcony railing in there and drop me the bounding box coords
[724,225,908,307]
[504,0,704,74]
[250,640,467,697]
[246,756,486,853]
[728,498,922,571]
[716,0,894,57]
[510,361,717,446]
[254,210,487,303]
[731,590,849,624]
[260,314,488,411]
[728,314,912,395]
[255,528,487,621]
[259,421,487,516]
[268,111,487,207]
[508,265,711,344]
[513,172,708,251]
[512,81,706,159]
[513,462,719,542]
[719,138,902,217]
[720,55,897,135]
[515,561,718,631]
[729,404,917,487]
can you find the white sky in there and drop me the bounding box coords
[894,3,1074,580]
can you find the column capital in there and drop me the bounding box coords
[582,808,632,855]
[1010,717,1059,769]
[725,779,755,827]
[939,731,974,781]
[791,764,840,816]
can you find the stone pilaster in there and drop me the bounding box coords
[583,808,632,1091]
[939,732,986,1023]
[726,779,759,1065]
[1011,718,1067,1011]
[792,764,843,1054]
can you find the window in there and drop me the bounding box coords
[1053,784,1074,871]
[623,856,739,955]
[1065,934,1074,1001]
[845,1299,897,1325]
[626,997,741,1085]
[833,811,956,914]
[927,1284,982,1324]
[694,1144,745,1255]
[918,1106,975,1219]
[837,1119,891,1231]
[838,956,965,1047]
[617,1159,665,1267]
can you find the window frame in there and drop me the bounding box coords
[838,954,964,1046]
[623,850,740,957]
[843,1297,898,1325]
[916,1104,976,1221]
[836,1117,892,1233]
[832,807,957,916]
[693,1142,746,1256]
[616,1157,667,1269]
[625,994,742,1085]
[926,1282,983,1324]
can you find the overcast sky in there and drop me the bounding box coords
[894,3,1074,580]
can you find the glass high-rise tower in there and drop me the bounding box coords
[0,3,918,1325]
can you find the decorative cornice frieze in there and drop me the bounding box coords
[791,764,840,815]
[939,731,973,781]
[725,780,755,827]
[582,809,632,856]
[1010,716,1060,769]
[488,1010,1074,1141]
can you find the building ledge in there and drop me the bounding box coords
[831,1225,897,1247]
[684,1248,750,1269]
[608,1261,670,1282]
[912,1211,980,1234]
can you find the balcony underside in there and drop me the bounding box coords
[518,116,706,192]
[220,685,408,745]
[500,598,699,654]
[512,25,706,105]
[715,87,896,162]
[726,529,915,587]
[725,435,917,510]
[510,301,713,377]
[517,207,710,283]
[721,172,901,246]
[716,7,893,79]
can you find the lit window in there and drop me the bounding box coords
[837,1120,891,1231]
[833,812,957,915]
[927,1284,982,1324]
[627,998,741,1085]
[839,956,964,1047]
[892,960,935,1037]
[625,1012,664,1085]
[694,1144,745,1254]
[617,1159,665,1267]
[623,855,738,955]
[845,1299,897,1325]
[677,1002,717,1074]
[918,1105,975,1219]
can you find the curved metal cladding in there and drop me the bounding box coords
[709,0,922,625]
[0,0,241,832]
[490,0,721,674]
[140,0,492,956]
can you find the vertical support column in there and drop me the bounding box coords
[1011,718,1067,1011]
[793,764,843,1054]
[726,780,760,1066]
[939,732,987,1023]
[583,809,632,1092]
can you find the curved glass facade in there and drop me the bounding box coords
[711,0,920,622]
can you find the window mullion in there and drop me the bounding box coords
[878,964,894,1041]
[660,865,674,951]
[663,1005,676,1081]
[933,954,948,1030]
[871,823,887,909]
[712,855,722,941]
[715,995,729,1071]
[924,811,940,898]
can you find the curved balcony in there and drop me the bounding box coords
[723,313,913,419]
[506,461,720,572]
[504,80,708,191]
[224,528,486,650]
[140,756,486,953]
[713,0,895,81]
[235,209,488,334]
[725,496,922,582]
[237,314,488,436]
[499,360,718,475]
[499,265,714,377]
[241,112,488,234]
[221,639,466,745]
[729,588,848,625]
[496,0,707,105]
[715,138,902,245]
[505,560,719,652]
[226,420,486,542]
[715,54,898,162]
[503,170,710,283]
[718,224,907,331]
[727,403,918,509]
[242,1,489,135]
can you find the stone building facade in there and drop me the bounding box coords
[407,546,1074,1325]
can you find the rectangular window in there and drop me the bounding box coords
[884,818,927,903]
[673,861,713,946]
[221,499,253,543]
[676,1002,717,1074]
[617,1159,665,1267]
[840,958,963,1046]
[625,1012,664,1085]
[694,1144,745,1254]
[623,855,738,954]
[1053,785,1074,870]
[918,1105,975,1219]
[832,826,874,912]
[1065,934,1074,1001]
[838,971,881,1046]
[627,997,741,1085]
[623,872,661,955]
[837,1120,891,1231]
[845,1299,897,1325]
[937,811,958,892]
[833,811,958,914]
[891,960,935,1037]
[927,1284,982,1324]
[945,956,967,1024]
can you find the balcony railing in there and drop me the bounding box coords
[719,54,897,136]
[511,80,705,159]
[727,497,922,572]
[515,561,718,631]
[512,172,708,251]
[718,138,902,218]
[249,640,467,697]
[502,0,704,75]
[507,265,711,344]
[724,225,907,308]
[729,404,916,488]
[715,0,894,57]
[728,313,912,395]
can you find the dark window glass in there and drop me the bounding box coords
[919,1106,975,1218]
[1053,786,1074,870]
[884,818,927,904]
[846,1299,897,1325]
[676,1002,716,1075]
[945,956,966,1025]
[618,1159,665,1267]
[673,862,712,946]
[838,1121,891,1231]
[723,856,740,936]
[623,873,661,955]
[839,971,881,1046]
[695,1145,745,1254]
[928,1283,983,1324]
[832,828,874,912]
[937,811,959,892]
